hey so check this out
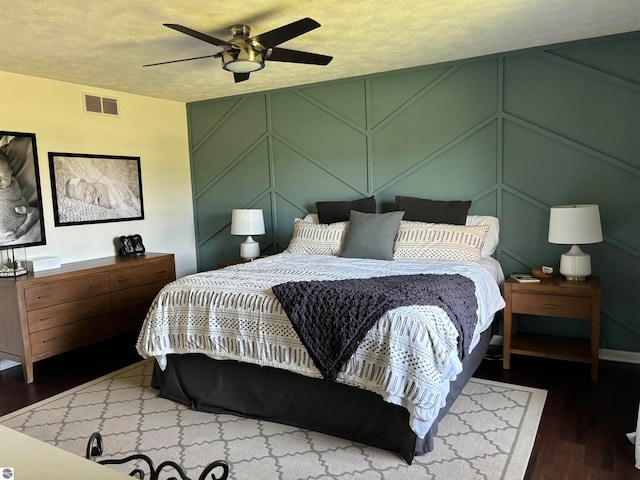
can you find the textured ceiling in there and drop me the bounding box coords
[1,1,639,103]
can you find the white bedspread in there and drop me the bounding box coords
[136,253,505,437]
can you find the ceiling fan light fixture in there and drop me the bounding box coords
[222,45,265,73]
[223,59,264,73]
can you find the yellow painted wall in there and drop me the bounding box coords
[0,71,196,277]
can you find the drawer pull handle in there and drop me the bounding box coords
[37,294,51,300]
[542,304,559,309]
[119,278,129,282]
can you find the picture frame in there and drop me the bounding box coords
[48,152,144,226]
[0,131,47,250]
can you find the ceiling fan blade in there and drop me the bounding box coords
[163,23,232,47]
[249,17,320,49]
[267,47,333,65]
[142,53,221,67]
[234,72,250,83]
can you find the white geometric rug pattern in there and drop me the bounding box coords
[0,360,546,480]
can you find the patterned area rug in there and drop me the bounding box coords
[0,360,546,480]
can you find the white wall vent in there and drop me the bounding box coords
[82,93,119,116]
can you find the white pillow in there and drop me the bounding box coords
[466,215,499,256]
[300,212,500,257]
[393,221,489,261]
[285,218,348,255]
[303,213,320,224]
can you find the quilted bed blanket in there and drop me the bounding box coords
[136,253,505,437]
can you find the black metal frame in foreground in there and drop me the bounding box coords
[85,432,229,480]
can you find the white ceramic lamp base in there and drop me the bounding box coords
[239,236,260,260]
[559,244,591,281]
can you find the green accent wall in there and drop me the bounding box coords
[187,32,640,354]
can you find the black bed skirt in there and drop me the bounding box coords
[151,327,492,464]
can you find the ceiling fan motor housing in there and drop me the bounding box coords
[222,27,265,73]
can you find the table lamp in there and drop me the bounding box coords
[231,209,265,260]
[548,204,603,281]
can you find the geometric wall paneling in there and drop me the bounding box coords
[251,194,275,253]
[547,35,640,91]
[270,91,368,192]
[368,66,451,128]
[370,59,499,190]
[273,194,308,251]
[299,78,368,129]
[500,191,555,270]
[197,232,237,273]
[503,119,640,246]
[271,140,368,211]
[190,95,268,193]
[374,122,499,204]
[502,119,605,205]
[197,193,273,273]
[194,139,271,243]
[601,315,640,354]
[503,52,640,167]
[187,31,640,353]
[595,242,640,340]
[468,191,498,217]
[187,96,242,147]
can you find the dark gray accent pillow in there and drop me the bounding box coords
[316,196,376,224]
[395,196,471,225]
[340,210,404,260]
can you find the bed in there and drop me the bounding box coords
[136,208,506,464]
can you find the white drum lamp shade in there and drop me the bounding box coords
[548,204,603,280]
[231,209,265,260]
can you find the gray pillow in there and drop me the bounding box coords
[316,196,376,224]
[395,196,471,225]
[340,210,404,260]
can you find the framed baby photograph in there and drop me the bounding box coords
[0,131,47,250]
[48,152,144,226]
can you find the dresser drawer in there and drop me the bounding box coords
[27,293,112,333]
[112,303,150,333]
[29,313,112,357]
[24,274,110,310]
[511,292,592,319]
[110,279,167,310]
[109,260,174,292]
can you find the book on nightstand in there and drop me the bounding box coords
[510,273,540,283]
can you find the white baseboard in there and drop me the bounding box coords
[0,359,20,371]
[599,348,640,365]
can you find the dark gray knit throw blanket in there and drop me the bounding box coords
[271,274,478,382]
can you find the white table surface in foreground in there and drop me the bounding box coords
[0,425,130,479]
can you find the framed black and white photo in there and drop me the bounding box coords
[48,152,144,226]
[0,131,47,250]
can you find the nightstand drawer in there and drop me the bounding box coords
[511,292,592,319]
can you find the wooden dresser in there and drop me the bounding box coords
[0,253,175,383]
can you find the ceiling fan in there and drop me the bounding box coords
[143,17,333,83]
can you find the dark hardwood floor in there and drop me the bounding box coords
[1,333,639,480]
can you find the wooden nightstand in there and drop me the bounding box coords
[216,255,270,269]
[216,258,251,269]
[503,275,601,381]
